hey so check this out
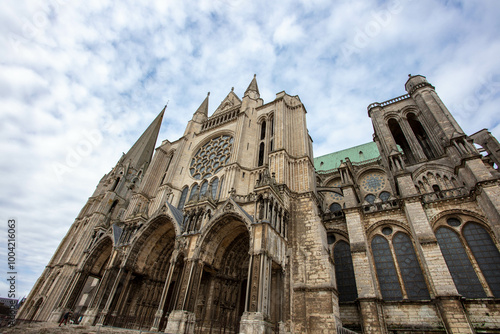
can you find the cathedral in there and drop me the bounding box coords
[17,74,500,334]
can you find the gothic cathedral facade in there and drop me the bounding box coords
[17,75,500,333]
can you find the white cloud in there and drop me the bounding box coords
[1,0,500,298]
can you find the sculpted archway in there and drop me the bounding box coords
[194,215,251,333]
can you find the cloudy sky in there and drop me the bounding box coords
[1,0,500,298]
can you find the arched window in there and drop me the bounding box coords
[329,203,342,213]
[388,118,416,164]
[211,177,219,200]
[200,181,208,198]
[178,187,188,210]
[393,233,430,300]
[189,184,198,201]
[334,241,358,302]
[372,235,402,300]
[371,230,429,300]
[379,191,391,202]
[258,142,265,167]
[260,121,266,140]
[435,225,486,298]
[407,113,436,160]
[365,194,376,204]
[463,223,500,297]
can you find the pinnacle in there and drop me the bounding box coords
[245,74,260,96]
[122,107,164,170]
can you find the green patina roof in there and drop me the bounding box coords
[314,142,380,172]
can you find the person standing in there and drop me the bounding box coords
[58,311,72,326]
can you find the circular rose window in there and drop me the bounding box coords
[360,172,386,193]
[190,135,234,180]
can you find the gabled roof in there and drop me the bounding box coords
[314,142,380,171]
[212,89,242,117]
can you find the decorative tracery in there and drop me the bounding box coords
[190,135,234,180]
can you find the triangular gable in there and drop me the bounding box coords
[165,201,185,231]
[211,90,242,117]
[214,197,254,224]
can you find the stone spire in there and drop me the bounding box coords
[192,92,210,123]
[244,74,260,99]
[123,106,165,170]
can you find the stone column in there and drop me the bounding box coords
[165,259,203,334]
[96,267,124,326]
[151,258,176,331]
[343,185,386,334]
[81,266,116,326]
[240,253,273,334]
[396,173,474,334]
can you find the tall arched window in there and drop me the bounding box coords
[372,229,429,300]
[258,142,265,167]
[260,121,266,140]
[393,233,430,300]
[334,241,358,302]
[388,118,416,164]
[372,235,402,301]
[189,184,198,201]
[407,113,436,160]
[200,181,208,198]
[463,223,500,297]
[211,177,219,200]
[178,187,188,210]
[435,225,486,298]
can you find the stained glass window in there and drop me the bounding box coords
[436,227,486,298]
[334,241,358,302]
[189,184,198,201]
[361,173,386,193]
[329,203,342,213]
[463,223,500,297]
[379,191,391,202]
[372,235,402,300]
[365,194,376,204]
[200,181,208,198]
[211,177,219,200]
[178,187,188,210]
[393,233,430,300]
[190,135,233,180]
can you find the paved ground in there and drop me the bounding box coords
[0,322,161,334]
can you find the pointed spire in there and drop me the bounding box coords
[123,106,165,170]
[193,92,209,122]
[244,74,260,98]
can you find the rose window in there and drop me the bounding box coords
[360,173,386,193]
[190,135,234,180]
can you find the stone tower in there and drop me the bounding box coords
[18,75,500,334]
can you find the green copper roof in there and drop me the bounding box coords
[314,142,380,172]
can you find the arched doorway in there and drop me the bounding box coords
[195,217,250,333]
[71,237,113,323]
[106,216,179,331]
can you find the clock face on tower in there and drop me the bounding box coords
[190,135,234,180]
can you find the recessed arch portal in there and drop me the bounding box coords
[104,216,179,330]
[195,216,251,333]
